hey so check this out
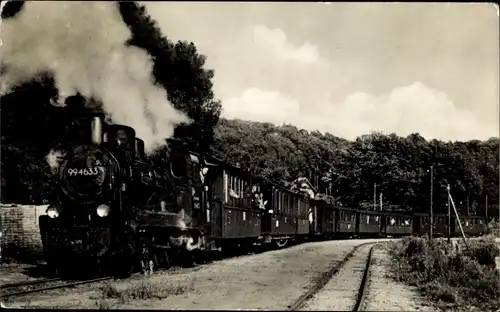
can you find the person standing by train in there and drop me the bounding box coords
[308,208,314,233]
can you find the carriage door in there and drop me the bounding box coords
[210,200,222,238]
[355,211,360,234]
[380,215,387,235]
[413,216,421,235]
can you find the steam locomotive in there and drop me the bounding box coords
[39,113,494,277]
[39,113,206,276]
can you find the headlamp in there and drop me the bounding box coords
[47,207,60,219]
[96,204,110,217]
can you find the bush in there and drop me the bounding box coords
[391,236,500,311]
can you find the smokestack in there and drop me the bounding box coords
[135,138,145,159]
[91,115,103,145]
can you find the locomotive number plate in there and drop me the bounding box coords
[67,167,104,176]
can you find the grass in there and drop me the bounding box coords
[390,236,500,311]
[94,279,192,308]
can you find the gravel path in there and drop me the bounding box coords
[362,245,438,312]
[298,243,373,311]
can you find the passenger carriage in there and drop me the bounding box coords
[206,164,263,251]
[259,181,309,247]
[336,207,357,237]
[357,209,383,237]
[384,212,413,237]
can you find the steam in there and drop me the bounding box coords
[0,1,189,152]
[169,234,200,251]
[45,149,65,173]
[169,209,200,251]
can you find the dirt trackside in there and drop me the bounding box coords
[7,238,403,310]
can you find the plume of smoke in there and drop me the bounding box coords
[0,1,189,152]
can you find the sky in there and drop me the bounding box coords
[144,2,499,142]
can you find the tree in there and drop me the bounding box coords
[118,2,222,153]
[212,118,499,214]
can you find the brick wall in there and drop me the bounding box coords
[0,204,48,261]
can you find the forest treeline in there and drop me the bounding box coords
[210,119,499,215]
[1,1,498,216]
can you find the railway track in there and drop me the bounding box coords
[288,242,377,311]
[0,265,181,301]
[1,276,113,299]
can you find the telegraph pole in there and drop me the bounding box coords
[429,165,434,240]
[379,192,383,211]
[447,184,451,243]
[373,183,377,211]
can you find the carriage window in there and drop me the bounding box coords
[235,177,239,198]
[282,193,285,214]
[284,193,288,213]
[241,179,245,200]
[224,172,248,206]
[223,171,229,203]
[276,189,281,212]
[279,191,283,212]
[243,180,249,205]
[282,192,285,213]
[230,176,234,198]
[280,192,283,213]
[273,188,277,211]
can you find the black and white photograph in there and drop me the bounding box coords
[0,1,499,310]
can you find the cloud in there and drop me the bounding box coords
[224,88,301,124]
[250,25,324,64]
[142,4,497,141]
[223,82,497,142]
